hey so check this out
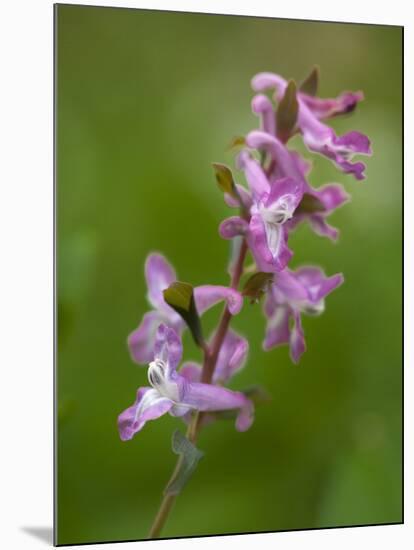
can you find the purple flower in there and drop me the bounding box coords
[245,130,349,240]
[220,151,304,273]
[300,90,364,120]
[246,128,304,185]
[251,72,372,180]
[288,182,350,241]
[251,93,276,136]
[179,329,249,428]
[118,325,254,440]
[263,267,344,363]
[251,88,364,131]
[180,329,249,385]
[128,253,243,364]
[223,183,253,210]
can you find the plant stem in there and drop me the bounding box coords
[147,238,248,539]
[146,492,176,540]
[201,239,248,385]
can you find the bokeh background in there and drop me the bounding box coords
[56,5,402,545]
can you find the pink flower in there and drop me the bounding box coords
[251,72,372,180]
[263,267,344,363]
[128,253,243,364]
[118,325,254,440]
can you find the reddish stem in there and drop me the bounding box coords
[201,238,248,385]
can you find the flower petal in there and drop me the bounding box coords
[128,311,164,365]
[252,93,276,136]
[273,270,309,303]
[263,304,291,350]
[219,216,249,239]
[299,110,371,180]
[153,323,183,373]
[251,72,286,94]
[290,150,312,178]
[179,361,202,382]
[145,253,177,311]
[248,213,292,272]
[236,400,255,431]
[213,329,249,383]
[247,214,272,267]
[180,331,248,385]
[246,131,305,184]
[287,183,348,241]
[308,215,340,241]
[251,73,371,180]
[290,310,306,363]
[314,183,350,212]
[295,267,344,303]
[300,91,364,120]
[334,130,371,154]
[237,150,270,199]
[181,382,254,432]
[118,387,173,441]
[169,403,193,417]
[265,177,304,213]
[223,184,253,209]
[194,285,243,316]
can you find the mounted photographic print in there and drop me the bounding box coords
[54,3,403,546]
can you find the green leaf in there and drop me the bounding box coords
[163,282,204,347]
[165,430,204,496]
[227,135,246,151]
[299,66,319,97]
[276,79,299,143]
[213,163,249,216]
[212,162,238,200]
[242,272,274,303]
[294,193,326,215]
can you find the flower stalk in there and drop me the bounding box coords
[147,238,248,538]
[117,66,371,540]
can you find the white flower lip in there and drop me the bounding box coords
[148,359,179,402]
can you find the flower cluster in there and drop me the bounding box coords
[118,69,371,441]
[119,323,253,441]
[220,70,370,361]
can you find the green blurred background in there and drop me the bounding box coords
[56,4,402,545]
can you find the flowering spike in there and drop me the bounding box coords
[120,68,371,537]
